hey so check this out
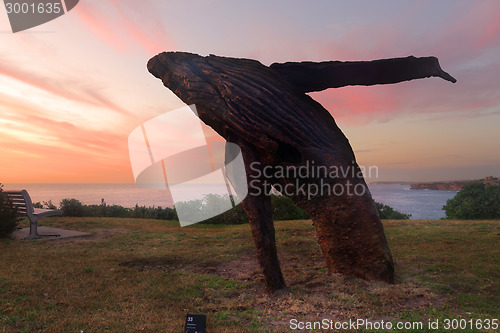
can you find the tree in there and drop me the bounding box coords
[443,183,500,219]
[60,198,85,217]
[0,184,21,238]
[375,202,411,219]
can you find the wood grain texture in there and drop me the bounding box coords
[147,52,455,292]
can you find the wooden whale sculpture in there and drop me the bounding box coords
[147,52,456,293]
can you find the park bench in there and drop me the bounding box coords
[4,190,63,240]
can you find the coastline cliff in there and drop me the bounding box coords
[410,176,500,191]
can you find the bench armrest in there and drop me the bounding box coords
[33,208,63,218]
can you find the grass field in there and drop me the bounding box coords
[1,218,498,332]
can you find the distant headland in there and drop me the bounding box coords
[410,176,500,191]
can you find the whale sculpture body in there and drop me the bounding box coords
[147,52,455,292]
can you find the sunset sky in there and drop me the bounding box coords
[1,0,499,183]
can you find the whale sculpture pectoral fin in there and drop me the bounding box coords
[270,55,456,93]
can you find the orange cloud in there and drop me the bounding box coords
[0,104,133,183]
[0,58,130,116]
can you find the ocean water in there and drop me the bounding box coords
[4,183,457,220]
[4,183,176,209]
[369,183,457,220]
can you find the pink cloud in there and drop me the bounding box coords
[312,61,500,126]
[74,0,173,55]
[310,85,405,126]
[110,0,172,55]
[309,2,500,126]
[409,2,500,66]
[74,2,127,52]
[475,8,500,49]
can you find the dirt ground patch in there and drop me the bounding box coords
[118,247,444,318]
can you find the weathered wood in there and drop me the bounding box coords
[147,52,455,292]
[239,145,286,292]
[270,56,456,92]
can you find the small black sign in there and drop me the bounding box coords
[184,314,206,333]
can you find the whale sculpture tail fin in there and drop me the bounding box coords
[271,56,456,93]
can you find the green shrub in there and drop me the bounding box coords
[155,206,178,220]
[175,194,247,225]
[131,204,177,220]
[271,195,309,220]
[375,202,411,220]
[56,197,178,220]
[60,198,85,217]
[0,184,21,238]
[175,194,410,224]
[203,194,247,225]
[175,194,311,225]
[33,201,56,209]
[101,204,131,218]
[33,202,43,209]
[50,193,411,224]
[443,183,500,219]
